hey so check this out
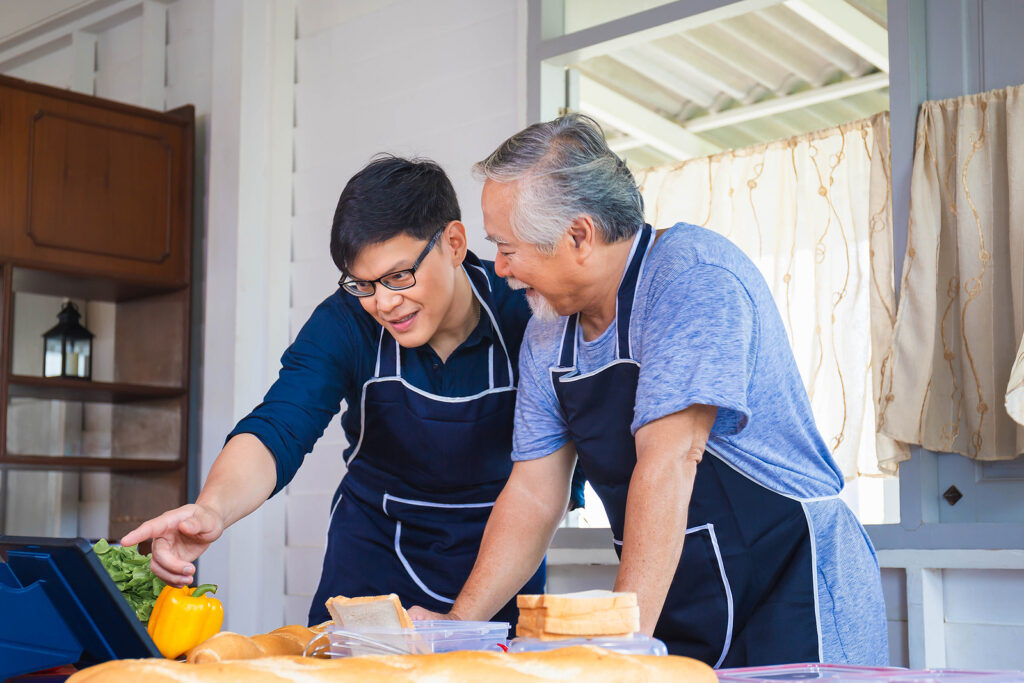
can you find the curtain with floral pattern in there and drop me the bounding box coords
[636,112,906,478]
[879,85,1024,464]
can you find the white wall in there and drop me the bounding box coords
[283,0,523,626]
[1,0,525,634]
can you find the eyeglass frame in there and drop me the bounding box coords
[338,227,445,297]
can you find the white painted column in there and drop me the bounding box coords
[906,567,945,669]
[70,31,96,95]
[140,0,167,109]
[201,0,294,634]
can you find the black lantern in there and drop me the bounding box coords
[42,301,94,380]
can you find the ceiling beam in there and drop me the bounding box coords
[538,0,782,67]
[640,41,749,101]
[754,6,864,75]
[683,71,888,133]
[783,0,889,72]
[0,0,143,66]
[578,75,722,161]
[607,136,647,153]
[715,18,822,85]
[609,48,717,108]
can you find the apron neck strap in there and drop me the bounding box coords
[556,224,653,366]
[614,224,653,359]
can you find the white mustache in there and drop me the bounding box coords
[506,277,529,290]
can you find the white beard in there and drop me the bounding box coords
[506,278,561,322]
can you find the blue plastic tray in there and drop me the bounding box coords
[0,536,162,679]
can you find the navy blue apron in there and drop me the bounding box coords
[550,225,820,668]
[309,257,545,626]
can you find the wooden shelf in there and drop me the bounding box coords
[7,375,186,403]
[0,76,194,539]
[0,455,184,472]
[11,266,186,302]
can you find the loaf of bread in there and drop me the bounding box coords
[326,593,414,629]
[516,591,640,639]
[68,647,716,682]
[186,625,327,663]
[517,606,640,636]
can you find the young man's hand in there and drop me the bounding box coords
[120,503,224,586]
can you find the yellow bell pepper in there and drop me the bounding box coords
[147,583,224,659]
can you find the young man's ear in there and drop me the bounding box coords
[443,220,468,266]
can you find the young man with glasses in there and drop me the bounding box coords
[122,155,546,627]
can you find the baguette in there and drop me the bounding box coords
[68,647,717,682]
[186,625,325,663]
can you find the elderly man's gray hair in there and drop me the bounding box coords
[474,114,644,253]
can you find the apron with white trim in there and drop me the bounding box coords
[549,225,820,667]
[309,257,545,626]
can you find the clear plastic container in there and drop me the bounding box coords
[508,633,668,656]
[716,662,907,681]
[877,671,1024,682]
[327,620,509,657]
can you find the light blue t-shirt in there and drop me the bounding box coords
[513,223,888,665]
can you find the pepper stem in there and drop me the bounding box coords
[191,583,218,598]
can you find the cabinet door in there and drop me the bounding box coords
[0,77,193,287]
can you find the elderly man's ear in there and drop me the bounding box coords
[442,220,469,266]
[567,215,597,264]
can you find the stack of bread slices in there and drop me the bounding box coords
[516,590,639,639]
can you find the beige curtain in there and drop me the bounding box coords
[879,85,1024,466]
[636,113,906,479]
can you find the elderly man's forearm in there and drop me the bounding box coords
[615,450,699,635]
[451,466,569,620]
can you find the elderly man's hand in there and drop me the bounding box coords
[408,606,459,621]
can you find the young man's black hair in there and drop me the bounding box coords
[330,155,461,276]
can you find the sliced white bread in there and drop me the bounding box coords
[325,593,414,630]
[517,605,640,636]
[516,590,637,615]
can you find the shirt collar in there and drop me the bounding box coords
[459,300,497,351]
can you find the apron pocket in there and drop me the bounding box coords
[654,523,734,668]
[384,494,495,605]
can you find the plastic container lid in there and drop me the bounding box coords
[327,620,509,657]
[508,633,668,656]
[716,662,908,681]
[876,671,1024,682]
[717,664,1024,682]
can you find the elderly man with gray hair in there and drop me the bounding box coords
[409,114,888,668]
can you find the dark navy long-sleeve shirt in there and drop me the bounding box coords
[228,256,531,496]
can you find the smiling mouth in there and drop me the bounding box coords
[386,312,417,329]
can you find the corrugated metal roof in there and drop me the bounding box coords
[568,1,889,166]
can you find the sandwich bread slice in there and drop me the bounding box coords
[325,593,414,630]
[516,590,640,639]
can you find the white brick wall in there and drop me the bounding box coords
[282,0,521,623]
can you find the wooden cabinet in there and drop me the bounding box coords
[0,74,192,287]
[0,74,194,542]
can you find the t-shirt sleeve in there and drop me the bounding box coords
[227,298,354,496]
[632,263,757,437]
[511,320,571,461]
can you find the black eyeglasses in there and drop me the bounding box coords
[339,228,444,297]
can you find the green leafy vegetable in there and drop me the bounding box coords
[93,538,167,623]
